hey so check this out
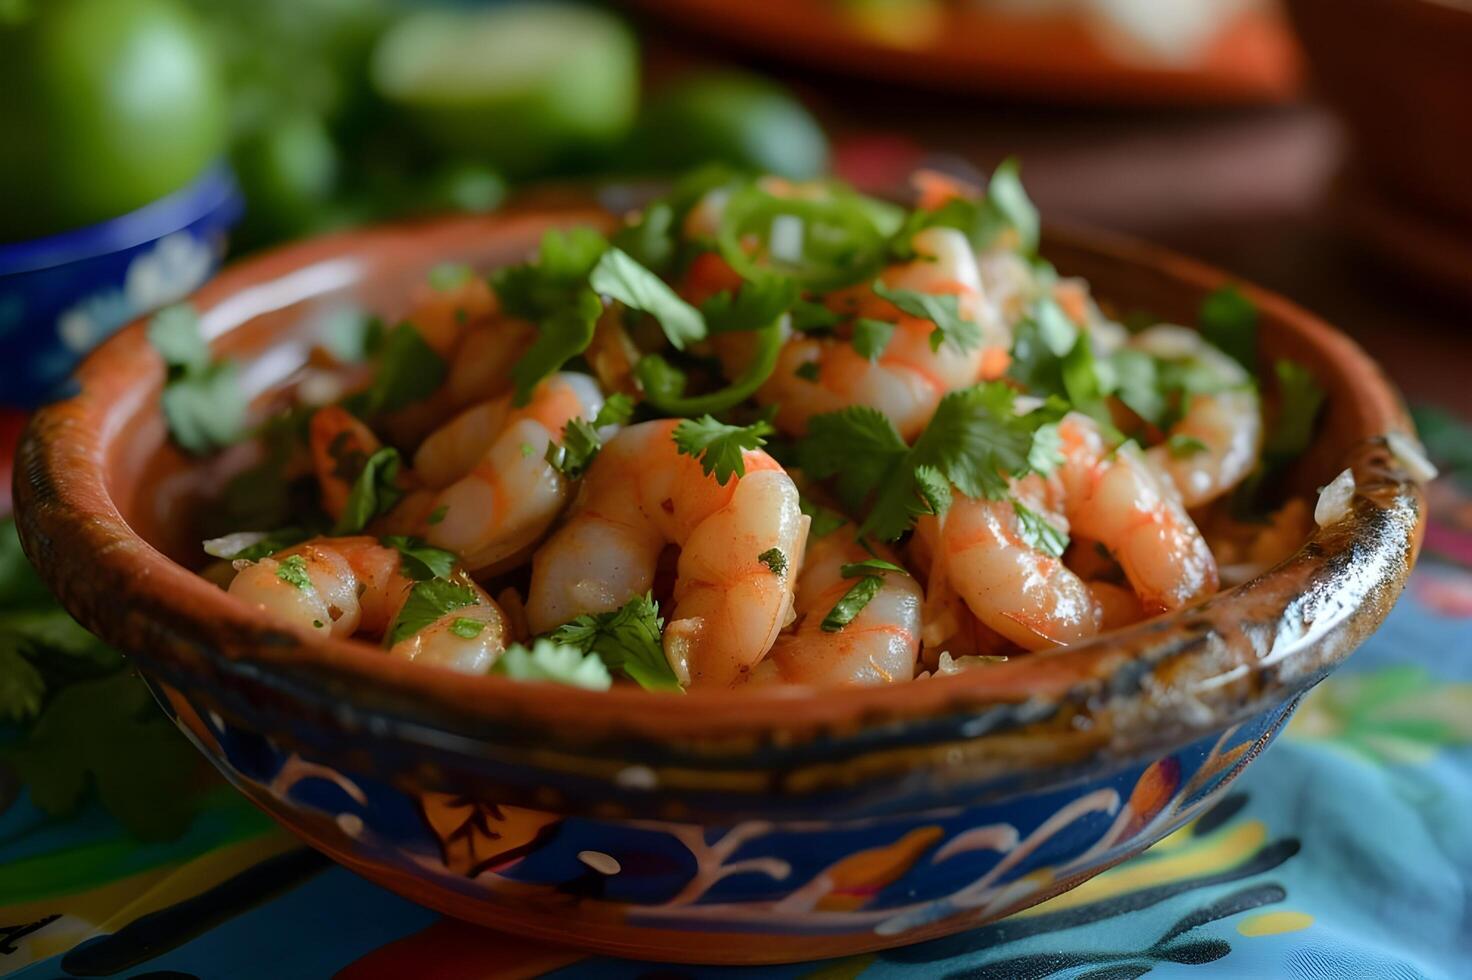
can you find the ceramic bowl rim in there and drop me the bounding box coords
[0,163,241,277]
[12,209,1426,768]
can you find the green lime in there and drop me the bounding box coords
[630,73,829,180]
[231,110,340,245]
[370,3,639,177]
[0,0,228,241]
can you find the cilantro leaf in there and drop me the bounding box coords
[790,300,840,334]
[701,277,800,335]
[427,263,474,292]
[839,558,906,577]
[333,447,403,535]
[147,304,212,372]
[496,228,611,405]
[1107,348,1167,428]
[381,536,458,581]
[590,247,706,350]
[449,617,486,639]
[758,548,788,576]
[6,669,204,840]
[910,383,1043,504]
[545,593,678,691]
[386,580,480,647]
[275,554,313,591]
[671,415,774,485]
[149,303,247,455]
[594,392,636,428]
[1198,285,1257,371]
[821,576,883,632]
[872,281,982,354]
[1012,501,1068,559]
[1264,359,1326,459]
[1167,434,1209,458]
[545,394,636,480]
[346,322,448,418]
[797,406,910,514]
[493,638,613,690]
[612,201,678,275]
[851,318,896,360]
[986,157,1040,254]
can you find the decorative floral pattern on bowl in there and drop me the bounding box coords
[0,166,241,408]
[155,675,1296,963]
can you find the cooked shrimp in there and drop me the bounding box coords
[1055,413,1218,613]
[388,600,509,674]
[526,420,805,688]
[227,536,509,673]
[401,373,606,572]
[1132,325,1261,508]
[928,480,1102,652]
[738,228,1010,440]
[750,532,922,687]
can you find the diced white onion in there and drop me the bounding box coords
[768,215,804,264]
[1314,469,1356,527]
[1386,431,1439,484]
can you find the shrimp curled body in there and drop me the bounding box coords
[226,536,509,674]
[750,532,922,687]
[527,420,805,688]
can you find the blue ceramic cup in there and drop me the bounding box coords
[0,165,242,408]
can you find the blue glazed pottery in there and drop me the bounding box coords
[12,210,1426,964]
[0,165,241,408]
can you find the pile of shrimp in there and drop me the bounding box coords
[209,167,1312,691]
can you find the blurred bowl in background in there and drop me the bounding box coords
[0,165,241,409]
[632,0,1302,105]
[1286,0,1472,305]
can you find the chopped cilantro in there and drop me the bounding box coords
[585,393,632,429]
[790,300,841,333]
[1264,359,1326,459]
[520,442,535,457]
[427,263,474,291]
[701,277,800,335]
[545,593,678,691]
[495,227,610,405]
[821,575,883,632]
[381,536,458,581]
[275,554,313,592]
[798,384,1063,541]
[427,505,448,526]
[449,617,486,640]
[838,558,906,577]
[672,416,775,485]
[148,304,247,455]
[985,157,1040,254]
[612,201,677,275]
[872,281,982,354]
[795,361,821,382]
[386,580,480,647]
[589,247,706,350]
[1198,285,1257,371]
[1107,348,1168,428]
[1012,501,1068,559]
[851,318,896,360]
[493,638,613,690]
[758,548,788,576]
[1166,434,1209,459]
[333,447,403,535]
[345,322,447,418]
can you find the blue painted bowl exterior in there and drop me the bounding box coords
[150,674,1299,961]
[0,166,241,408]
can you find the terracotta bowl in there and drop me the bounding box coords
[13,209,1423,964]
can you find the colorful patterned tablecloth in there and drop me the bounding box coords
[5,490,1471,980]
